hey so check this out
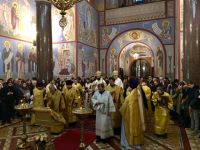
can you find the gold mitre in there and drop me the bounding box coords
[96,71,102,77]
[113,70,118,76]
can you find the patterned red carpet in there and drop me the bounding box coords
[54,129,96,150]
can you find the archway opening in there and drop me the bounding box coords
[119,42,154,76]
[130,59,151,78]
[107,29,166,77]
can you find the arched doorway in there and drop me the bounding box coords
[106,29,166,77]
[130,59,151,78]
[119,42,154,77]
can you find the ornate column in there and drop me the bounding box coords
[183,0,200,84]
[36,0,53,81]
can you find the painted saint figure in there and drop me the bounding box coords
[11,1,19,31]
[2,3,9,27]
[156,46,163,77]
[1,41,14,80]
[28,46,37,76]
[81,48,86,77]
[161,20,171,40]
[58,45,65,71]
[16,43,25,79]
[102,27,111,46]
[59,45,75,75]
[63,9,74,41]
[110,48,118,73]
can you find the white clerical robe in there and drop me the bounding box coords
[92,91,116,139]
[115,77,123,89]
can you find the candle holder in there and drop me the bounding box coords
[15,100,32,149]
[72,107,92,150]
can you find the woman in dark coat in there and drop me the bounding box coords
[1,79,18,125]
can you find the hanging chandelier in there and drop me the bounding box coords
[48,0,82,29]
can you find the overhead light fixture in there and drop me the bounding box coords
[48,0,82,29]
[133,53,139,60]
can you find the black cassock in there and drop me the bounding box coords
[0,85,17,123]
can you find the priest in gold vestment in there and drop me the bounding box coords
[152,85,173,138]
[32,81,45,107]
[105,77,123,134]
[62,80,80,124]
[120,79,145,149]
[45,84,66,125]
[72,78,84,102]
[141,81,152,129]
[141,81,152,113]
[31,81,46,124]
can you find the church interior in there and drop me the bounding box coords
[0,0,200,150]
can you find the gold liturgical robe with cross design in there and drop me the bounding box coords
[72,83,84,100]
[120,88,145,147]
[62,86,80,124]
[45,90,66,124]
[105,84,124,128]
[152,92,173,135]
[31,87,45,125]
[33,87,45,107]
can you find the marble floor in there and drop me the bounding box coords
[0,119,199,150]
[87,121,186,150]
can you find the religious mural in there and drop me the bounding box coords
[104,30,168,77]
[101,26,118,47]
[52,42,76,78]
[0,0,36,41]
[28,46,37,77]
[152,19,172,41]
[77,1,98,48]
[100,18,174,48]
[156,45,164,77]
[16,43,25,79]
[100,50,107,74]
[77,43,98,77]
[0,38,36,80]
[165,45,174,79]
[52,6,75,42]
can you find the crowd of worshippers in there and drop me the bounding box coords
[0,71,200,149]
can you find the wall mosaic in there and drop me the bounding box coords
[104,29,171,77]
[77,1,98,48]
[52,6,75,42]
[52,42,76,77]
[77,43,98,77]
[0,0,36,41]
[100,18,174,48]
[0,37,36,79]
